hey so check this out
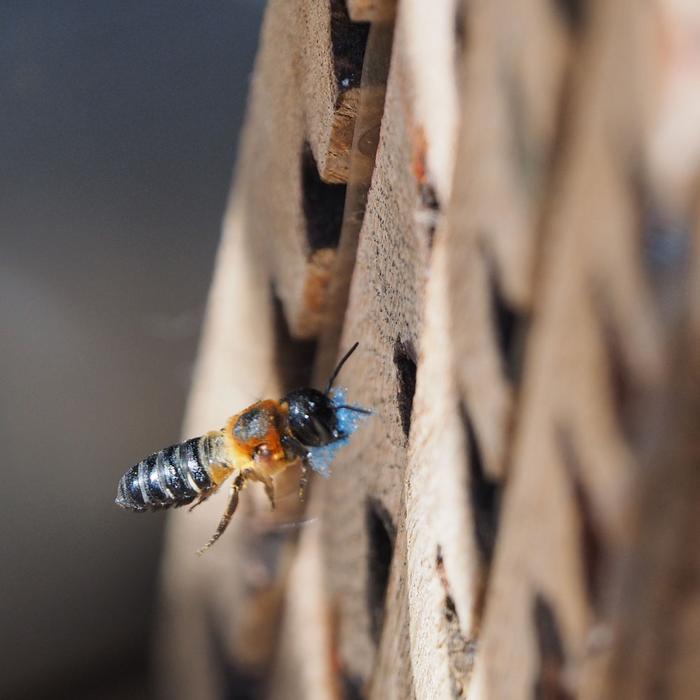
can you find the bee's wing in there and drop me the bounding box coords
[243,470,316,532]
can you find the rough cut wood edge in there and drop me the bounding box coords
[370,230,479,700]
[239,0,367,339]
[301,0,369,184]
[312,20,394,385]
[315,60,428,675]
[315,0,461,381]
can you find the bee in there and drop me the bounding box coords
[115,343,369,554]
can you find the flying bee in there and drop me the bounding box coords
[115,343,370,554]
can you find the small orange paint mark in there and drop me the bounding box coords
[411,124,429,186]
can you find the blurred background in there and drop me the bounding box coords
[0,2,264,698]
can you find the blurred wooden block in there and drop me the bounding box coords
[469,2,698,699]
[444,0,577,482]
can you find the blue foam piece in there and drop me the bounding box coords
[307,388,370,477]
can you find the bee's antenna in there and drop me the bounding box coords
[335,405,372,415]
[325,342,360,394]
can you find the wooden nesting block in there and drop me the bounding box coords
[444,0,579,482]
[315,72,429,684]
[469,2,699,698]
[238,0,368,339]
[296,0,463,690]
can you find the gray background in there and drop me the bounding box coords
[1,2,264,697]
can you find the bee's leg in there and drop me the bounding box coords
[197,473,245,555]
[298,461,310,502]
[282,435,311,502]
[188,488,213,512]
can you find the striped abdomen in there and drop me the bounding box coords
[115,433,226,511]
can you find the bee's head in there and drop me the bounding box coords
[283,388,339,447]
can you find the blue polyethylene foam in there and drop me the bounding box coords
[306,388,369,477]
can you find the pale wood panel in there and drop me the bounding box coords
[156,188,289,700]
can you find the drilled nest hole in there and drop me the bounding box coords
[393,338,417,440]
[366,497,395,645]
